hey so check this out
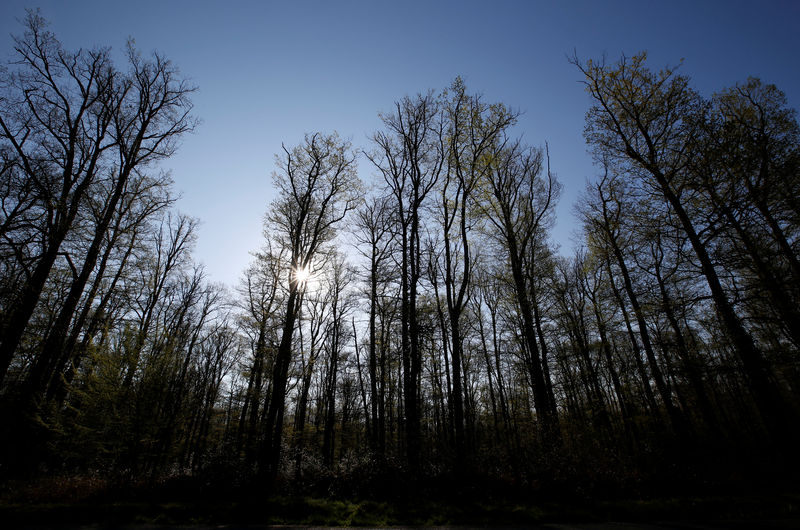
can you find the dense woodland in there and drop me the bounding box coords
[1,14,799,499]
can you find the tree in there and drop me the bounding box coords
[436,78,516,463]
[690,79,800,347]
[581,170,685,434]
[319,253,358,467]
[259,132,361,481]
[475,140,561,443]
[366,93,443,470]
[574,52,797,450]
[236,243,285,462]
[0,11,195,389]
[352,194,393,455]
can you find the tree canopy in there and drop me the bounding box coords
[1,16,799,510]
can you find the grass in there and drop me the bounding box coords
[1,490,799,526]
[1,472,798,527]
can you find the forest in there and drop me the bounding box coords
[1,12,799,524]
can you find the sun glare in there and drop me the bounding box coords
[293,265,311,285]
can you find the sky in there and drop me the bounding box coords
[1,0,799,288]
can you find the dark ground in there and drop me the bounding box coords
[1,480,798,529]
[1,462,798,529]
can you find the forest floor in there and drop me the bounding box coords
[1,474,799,528]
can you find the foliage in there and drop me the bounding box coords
[1,14,799,525]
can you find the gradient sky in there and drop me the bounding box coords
[2,1,798,288]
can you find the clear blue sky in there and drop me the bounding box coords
[2,1,798,287]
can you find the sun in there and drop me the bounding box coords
[293,265,311,286]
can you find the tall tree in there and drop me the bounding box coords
[0,13,195,387]
[476,140,561,443]
[366,94,442,470]
[437,78,516,463]
[25,46,195,403]
[259,132,361,481]
[237,244,285,461]
[574,52,796,449]
[320,253,357,466]
[352,194,393,455]
[691,79,800,346]
[581,171,685,434]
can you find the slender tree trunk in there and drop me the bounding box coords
[368,259,380,452]
[651,249,719,436]
[605,256,660,417]
[26,158,139,401]
[531,286,557,415]
[654,172,796,448]
[597,193,685,434]
[506,233,559,441]
[0,243,64,386]
[259,287,299,481]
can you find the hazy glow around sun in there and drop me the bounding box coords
[294,265,311,285]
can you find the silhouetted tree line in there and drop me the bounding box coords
[1,15,798,495]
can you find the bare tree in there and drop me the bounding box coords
[366,94,443,470]
[0,12,195,388]
[259,132,361,480]
[352,194,393,455]
[475,140,561,444]
[436,78,516,463]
